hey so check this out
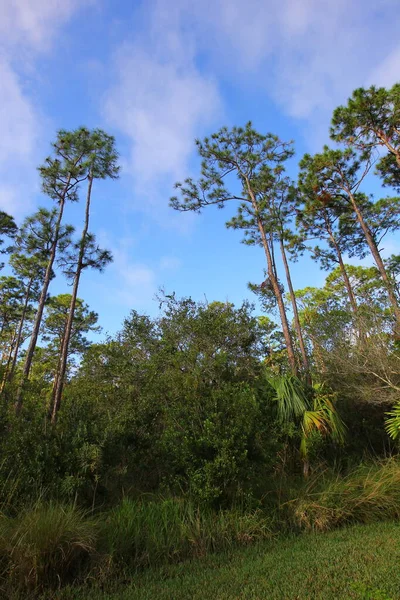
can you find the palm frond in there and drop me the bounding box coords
[269,375,309,423]
[385,402,400,440]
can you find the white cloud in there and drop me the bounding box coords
[107,243,157,308]
[0,0,92,52]
[0,57,38,164]
[105,48,220,184]
[103,2,221,221]
[211,0,400,125]
[0,54,40,217]
[102,240,183,310]
[103,0,400,215]
[0,0,91,218]
[367,45,400,88]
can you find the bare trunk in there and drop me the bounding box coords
[309,331,327,374]
[326,227,358,314]
[48,313,70,420]
[336,246,358,314]
[270,233,278,281]
[279,238,310,381]
[349,191,400,331]
[7,280,33,385]
[15,176,72,415]
[0,327,18,394]
[50,172,93,423]
[244,178,297,374]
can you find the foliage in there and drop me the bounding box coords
[288,459,400,531]
[170,122,300,372]
[0,502,96,592]
[1,85,400,597]
[98,497,271,570]
[41,522,400,600]
[269,375,345,470]
[385,403,400,440]
[331,84,400,190]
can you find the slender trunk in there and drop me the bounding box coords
[51,172,93,423]
[270,233,278,281]
[15,175,72,415]
[244,178,297,374]
[0,326,18,393]
[279,237,310,381]
[0,320,6,343]
[8,280,33,384]
[308,331,327,374]
[48,321,69,420]
[0,319,12,364]
[326,227,358,314]
[348,191,400,330]
[260,228,297,375]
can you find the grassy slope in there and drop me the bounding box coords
[56,522,400,600]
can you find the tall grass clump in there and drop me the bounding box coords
[288,459,400,531]
[98,497,272,571]
[0,502,97,592]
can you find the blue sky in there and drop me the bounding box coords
[1,0,400,338]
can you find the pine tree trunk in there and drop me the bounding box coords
[48,313,70,420]
[327,230,358,314]
[0,320,6,344]
[0,326,18,394]
[348,191,400,331]
[15,176,72,415]
[7,280,32,384]
[279,238,310,381]
[308,330,327,373]
[50,172,93,423]
[244,178,297,374]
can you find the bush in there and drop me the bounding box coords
[288,459,400,531]
[98,497,273,570]
[0,502,96,592]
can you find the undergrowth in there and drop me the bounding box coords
[2,458,400,596]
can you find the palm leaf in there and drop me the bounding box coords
[269,375,309,423]
[385,403,400,440]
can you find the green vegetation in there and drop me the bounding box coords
[0,86,399,596]
[43,522,400,599]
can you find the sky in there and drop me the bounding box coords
[1,0,400,338]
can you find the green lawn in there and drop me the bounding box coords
[57,522,400,600]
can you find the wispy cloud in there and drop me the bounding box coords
[104,0,400,182]
[189,0,400,121]
[100,235,183,310]
[367,44,400,89]
[0,0,92,52]
[0,0,91,218]
[103,3,222,223]
[105,239,157,309]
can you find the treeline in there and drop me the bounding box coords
[171,84,400,376]
[0,84,399,507]
[0,128,118,422]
